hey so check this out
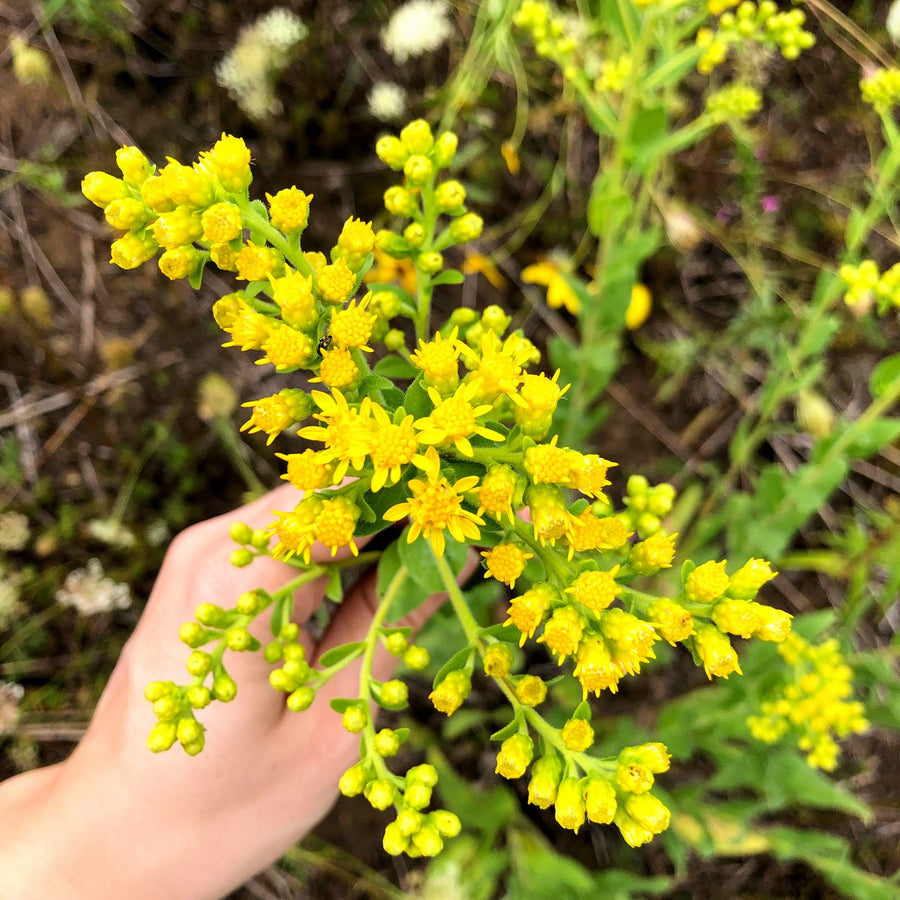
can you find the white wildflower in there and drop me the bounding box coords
[0,511,29,552]
[215,8,308,119]
[0,682,24,736]
[381,0,453,64]
[0,573,24,630]
[368,81,407,121]
[56,559,131,616]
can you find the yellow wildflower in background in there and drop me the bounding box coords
[522,258,581,315]
[463,252,507,289]
[625,283,652,329]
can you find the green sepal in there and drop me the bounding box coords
[188,255,208,290]
[569,498,590,516]
[319,641,364,669]
[432,646,475,690]
[680,559,696,584]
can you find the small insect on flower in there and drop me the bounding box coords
[317,332,332,355]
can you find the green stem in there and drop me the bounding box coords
[431,551,613,777]
[359,562,409,783]
[239,201,313,276]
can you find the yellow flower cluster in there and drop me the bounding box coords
[697,1,815,75]
[513,739,672,846]
[500,546,786,700]
[839,259,900,313]
[85,124,807,862]
[861,68,900,116]
[747,633,868,770]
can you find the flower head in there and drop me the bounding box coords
[368,403,419,491]
[481,542,532,588]
[298,390,371,482]
[414,380,504,457]
[410,328,463,394]
[383,447,483,557]
[56,559,131,616]
[381,0,453,63]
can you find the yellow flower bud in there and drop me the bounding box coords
[201,202,243,243]
[429,670,471,715]
[554,777,586,833]
[109,231,158,270]
[482,642,514,678]
[685,559,730,604]
[104,197,151,231]
[82,171,130,208]
[515,675,547,707]
[267,186,312,233]
[693,623,742,679]
[527,755,562,809]
[562,717,594,752]
[585,777,618,824]
[200,133,252,193]
[495,733,534,779]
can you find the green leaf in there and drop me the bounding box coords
[841,417,900,457]
[403,374,432,418]
[642,44,705,92]
[599,0,640,46]
[432,268,464,285]
[328,697,354,714]
[626,105,667,164]
[761,752,872,821]
[433,646,475,689]
[373,355,418,379]
[356,374,404,409]
[377,541,426,622]
[269,593,291,637]
[318,641,364,669]
[768,827,897,900]
[490,715,522,742]
[587,168,633,238]
[399,530,470,595]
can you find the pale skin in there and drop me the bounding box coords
[0,484,470,899]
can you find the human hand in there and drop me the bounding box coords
[0,483,472,900]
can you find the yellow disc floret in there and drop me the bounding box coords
[566,567,621,614]
[368,403,419,491]
[410,328,463,394]
[481,543,532,588]
[313,346,361,391]
[267,187,312,233]
[330,296,376,351]
[316,258,356,305]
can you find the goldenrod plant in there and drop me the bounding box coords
[79,119,811,859]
